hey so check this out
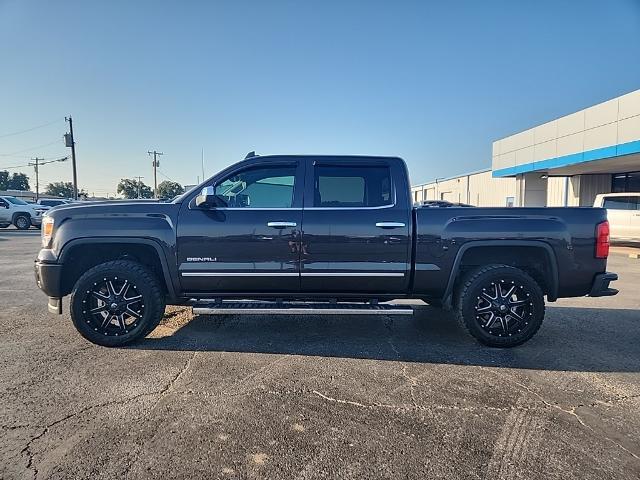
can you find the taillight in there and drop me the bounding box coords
[595,221,610,259]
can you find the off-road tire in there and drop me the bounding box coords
[455,264,545,348]
[13,214,30,230]
[70,260,166,347]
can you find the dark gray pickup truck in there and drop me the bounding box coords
[35,154,618,348]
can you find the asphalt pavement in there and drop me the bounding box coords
[1,228,639,479]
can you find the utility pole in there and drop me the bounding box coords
[64,116,78,200]
[28,157,68,201]
[147,150,163,198]
[31,158,43,201]
[134,176,144,199]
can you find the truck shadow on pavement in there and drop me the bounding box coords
[133,305,640,372]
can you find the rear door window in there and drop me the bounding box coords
[603,196,639,210]
[313,165,392,208]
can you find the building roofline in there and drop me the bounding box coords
[412,167,492,188]
[492,87,640,144]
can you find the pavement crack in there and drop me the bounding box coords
[21,428,46,479]
[311,389,533,415]
[18,357,199,479]
[151,351,198,410]
[385,319,418,408]
[1,423,32,430]
[512,379,640,461]
[311,390,395,409]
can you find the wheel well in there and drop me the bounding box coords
[12,211,31,222]
[60,243,167,296]
[454,246,555,300]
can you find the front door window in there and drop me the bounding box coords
[214,166,296,208]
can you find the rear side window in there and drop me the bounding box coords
[314,165,392,208]
[603,196,639,210]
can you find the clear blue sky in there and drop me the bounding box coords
[1,0,639,196]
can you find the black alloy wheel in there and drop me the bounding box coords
[81,277,145,337]
[70,260,165,347]
[456,264,545,348]
[474,279,533,337]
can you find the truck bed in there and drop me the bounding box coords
[412,206,609,302]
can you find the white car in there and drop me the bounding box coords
[0,196,49,230]
[593,192,640,243]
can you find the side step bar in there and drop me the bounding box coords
[192,301,413,316]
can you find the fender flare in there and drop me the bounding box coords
[442,240,559,308]
[58,237,178,300]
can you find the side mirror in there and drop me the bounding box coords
[195,186,227,208]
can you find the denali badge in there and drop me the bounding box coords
[186,257,217,262]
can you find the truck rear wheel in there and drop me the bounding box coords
[456,264,545,348]
[70,260,166,347]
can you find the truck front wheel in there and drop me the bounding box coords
[456,264,545,348]
[70,260,166,347]
[14,214,31,230]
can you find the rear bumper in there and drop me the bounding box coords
[589,272,619,297]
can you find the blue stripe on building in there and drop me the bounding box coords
[492,139,640,178]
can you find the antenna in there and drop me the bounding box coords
[201,147,205,181]
[244,151,256,159]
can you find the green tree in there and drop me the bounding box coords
[7,172,30,191]
[117,178,153,199]
[157,180,184,199]
[45,181,74,198]
[0,171,9,191]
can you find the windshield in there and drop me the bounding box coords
[5,196,29,205]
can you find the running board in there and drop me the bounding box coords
[192,301,413,316]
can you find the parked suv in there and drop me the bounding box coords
[593,193,640,243]
[0,196,48,229]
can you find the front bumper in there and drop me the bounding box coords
[35,260,65,314]
[31,216,43,227]
[589,272,619,297]
[34,260,64,298]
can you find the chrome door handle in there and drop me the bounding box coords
[267,221,297,228]
[375,222,406,228]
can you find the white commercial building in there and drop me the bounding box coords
[412,89,640,207]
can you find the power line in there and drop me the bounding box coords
[157,168,176,182]
[0,118,62,139]
[1,155,70,170]
[0,163,30,170]
[0,140,61,157]
[0,153,68,162]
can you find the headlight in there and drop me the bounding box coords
[42,217,54,247]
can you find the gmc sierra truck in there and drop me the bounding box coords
[35,153,618,348]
